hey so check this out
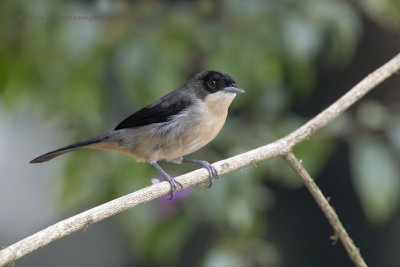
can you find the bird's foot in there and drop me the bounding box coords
[163,174,183,200]
[181,158,218,188]
[149,160,182,200]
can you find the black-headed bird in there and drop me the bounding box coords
[31,71,245,198]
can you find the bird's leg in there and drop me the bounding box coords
[173,157,218,188]
[149,160,182,200]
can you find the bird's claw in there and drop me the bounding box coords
[149,160,183,200]
[200,161,218,188]
[166,177,183,200]
[181,158,219,188]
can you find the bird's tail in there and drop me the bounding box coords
[30,135,106,163]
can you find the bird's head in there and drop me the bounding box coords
[187,71,245,105]
[200,71,245,94]
[182,71,244,116]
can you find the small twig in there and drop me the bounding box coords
[284,152,367,267]
[1,52,399,266]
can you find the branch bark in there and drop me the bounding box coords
[284,152,367,267]
[1,52,399,267]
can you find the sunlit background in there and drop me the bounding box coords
[1,0,400,266]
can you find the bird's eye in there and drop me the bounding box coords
[209,80,217,88]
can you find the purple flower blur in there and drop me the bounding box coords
[152,174,193,221]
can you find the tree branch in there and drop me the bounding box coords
[1,52,399,267]
[284,152,367,267]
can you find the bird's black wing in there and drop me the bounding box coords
[114,90,193,130]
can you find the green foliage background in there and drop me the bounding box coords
[1,0,400,266]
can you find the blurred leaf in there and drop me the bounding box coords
[203,248,247,267]
[356,99,389,130]
[350,135,400,224]
[387,114,400,152]
[281,12,321,64]
[358,0,400,30]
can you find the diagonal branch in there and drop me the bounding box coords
[284,152,367,267]
[286,53,400,147]
[1,52,399,267]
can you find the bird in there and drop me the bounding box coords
[30,71,245,198]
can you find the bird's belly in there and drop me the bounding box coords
[118,112,226,162]
[154,112,227,161]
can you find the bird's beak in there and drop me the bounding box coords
[223,83,245,94]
